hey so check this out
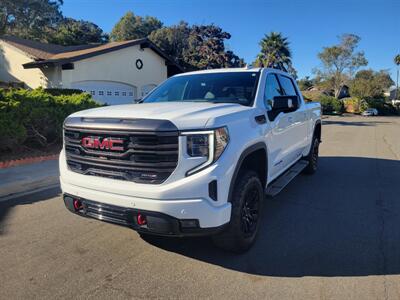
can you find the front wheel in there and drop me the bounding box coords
[302,136,319,174]
[212,170,263,253]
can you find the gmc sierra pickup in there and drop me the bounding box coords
[60,67,321,252]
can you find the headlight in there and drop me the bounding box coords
[183,126,229,175]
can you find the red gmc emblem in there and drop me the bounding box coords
[81,137,124,151]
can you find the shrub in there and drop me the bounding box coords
[44,88,84,96]
[342,97,368,113]
[318,95,344,115]
[0,88,100,152]
[302,90,323,102]
[365,98,398,115]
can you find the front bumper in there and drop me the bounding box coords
[60,177,231,229]
[63,194,227,237]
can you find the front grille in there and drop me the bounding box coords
[64,126,179,184]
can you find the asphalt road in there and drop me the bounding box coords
[1,115,400,299]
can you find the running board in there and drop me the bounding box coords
[265,160,309,197]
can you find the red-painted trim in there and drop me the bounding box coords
[0,154,59,169]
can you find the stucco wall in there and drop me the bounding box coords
[0,41,46,88]
[61,45,168,94]
[43,65,62,88]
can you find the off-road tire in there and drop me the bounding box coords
[212,170,264,253]
[302,136,320,175]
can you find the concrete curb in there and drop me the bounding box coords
[0,160,60,201]
[0,183,60,202]
[0,176,60,202]
[0,154,59,169]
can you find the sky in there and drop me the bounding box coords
[62,0,400,80]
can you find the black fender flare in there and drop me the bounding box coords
[314,119,322,141]
[227,142,268,203]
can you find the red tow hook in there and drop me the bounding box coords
[137,213,147,226]
[73,199,83,211]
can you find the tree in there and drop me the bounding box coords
[185,24,244,69]
[315,34,368,98]
[150,22,244,70]
[395,54,400,99]
[149,21,192,69]
[350,69,394,99]
[0,0,63,41]
[48,18,108,45]
[253,32,296,78]
[297,76,314,91]
[110,11,162,41]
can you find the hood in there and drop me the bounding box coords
[69,102,253,130]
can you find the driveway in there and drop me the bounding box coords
[1,115,400,299]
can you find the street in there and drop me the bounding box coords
[1,115,400,299]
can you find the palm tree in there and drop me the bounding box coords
[254,32,294,75]
[395,54,400,99]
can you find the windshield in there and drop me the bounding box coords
[143,72,260,106]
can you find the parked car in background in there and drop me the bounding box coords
[362,108,378,116]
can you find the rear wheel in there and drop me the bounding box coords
[212,170,263,253]
[302,136,319,174]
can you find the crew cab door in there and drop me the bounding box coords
[262,73,306,180]
[276,74,309,156]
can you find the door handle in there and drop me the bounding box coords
[255,114,266,124]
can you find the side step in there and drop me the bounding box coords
[265,160,309,197]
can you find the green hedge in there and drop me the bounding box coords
[44,88,84,96]
[318,95,344,115]
[0,88,100,152]
[365,98,399,115]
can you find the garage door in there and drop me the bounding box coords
[141,84,157,98]
[71,81,137,105]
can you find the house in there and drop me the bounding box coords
[0,36,183,104]
[384,86,399,100]
[337,85,350,99]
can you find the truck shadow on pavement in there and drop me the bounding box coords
[0,187,61,234]
[143,156,400,277]
[322,119,391,126]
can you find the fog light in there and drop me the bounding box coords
[180,219,198,228]
[137,213,147,225]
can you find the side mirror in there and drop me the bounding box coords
[272,95,299,111]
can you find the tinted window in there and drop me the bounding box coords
[264,74,283,110]
[278,75,297,96]
[144,72,259,106]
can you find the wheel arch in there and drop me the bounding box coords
[227,142,268,203]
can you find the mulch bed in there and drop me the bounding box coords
[0,144,61,169]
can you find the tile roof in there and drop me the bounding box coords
[0,35,97,59]
[49,40,137,60]
[0,35,183,72]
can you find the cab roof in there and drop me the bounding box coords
[175,67,262,76]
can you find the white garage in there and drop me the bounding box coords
[0,36,183,104]
[71,80,138,105]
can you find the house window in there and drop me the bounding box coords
[115,91,119,96]
[107,91,112,96]
[99,91,104,96]
[129,92,133,97]
[90,91,95,95]
[122,92,127,96]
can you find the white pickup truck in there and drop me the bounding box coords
[60,67,321,252]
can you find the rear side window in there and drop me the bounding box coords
[278,75,298,96]
[264,74,283,110]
